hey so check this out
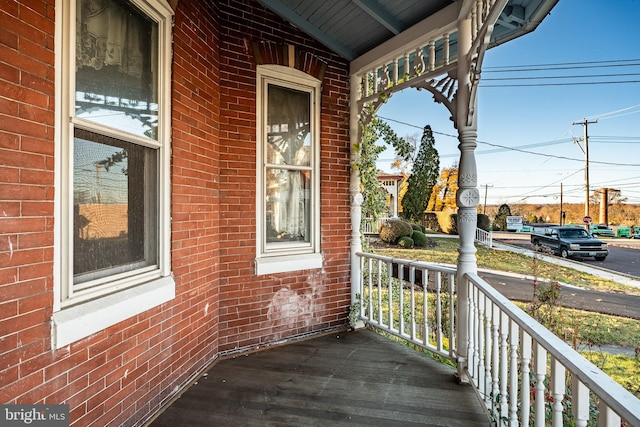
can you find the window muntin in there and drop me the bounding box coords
[58,0,171,305]
[258,67,320,258]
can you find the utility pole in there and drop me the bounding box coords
[559,182,563,225]
[482,184,493,215]
[572,118,597,218]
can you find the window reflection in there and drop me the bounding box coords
[265,84,312,246]
[266,169,311,243]
[73,129,157,282]
[75,0,158,139]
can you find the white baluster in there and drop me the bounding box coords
[499,312,509,420]
[443,33,450,65]
[551,357,565,427]
[448,272,456,357]
[467,283,477,380]
[366,257,373,321]
[598,404,620,427]
[377,259,383,324]
[428,40,435,71]
[476,290,485,393]
[409,265,416,340]
[483,299,493,407]
[571,380,589,427]
[520,331,532,426]
[435,271,443,351]
[534,342,547,427]
[491,306,500,414]
[387,260,393,331]
[422,269,429,347]
[392,58,398,86]
[373,67,379,94]
[509,319,520,426]
[398,262,404,335]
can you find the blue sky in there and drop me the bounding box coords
[376,0,640,206]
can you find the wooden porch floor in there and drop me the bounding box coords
[147,329,489,426]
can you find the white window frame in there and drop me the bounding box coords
[52,0,174,349]
[255,65,322,275]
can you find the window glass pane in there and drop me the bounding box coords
[265,169,311,244]
[76,0,158,139]
[73,128,157,284]
[266,84,310,166]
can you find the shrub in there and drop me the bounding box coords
[448,213,458,234]
[477,214,491,231]
[412,230,428,247]
[423,213,441,232]
[397,236,414,248]
[379,219,414,244]
[411,223,422,231]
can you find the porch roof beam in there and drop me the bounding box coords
[258,0,356,60]
[352,0,403,35]
[350,2,458,75]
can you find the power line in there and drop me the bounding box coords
[482,72,640,81]
[377,116,640,166]
[483,58,640,71]
[480,80,640,88]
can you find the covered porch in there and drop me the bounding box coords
[147,252,640,426]
[146,328,488,426]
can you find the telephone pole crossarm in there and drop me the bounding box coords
[572,118,597,217]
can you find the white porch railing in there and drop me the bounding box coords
[362,217,391,235]
[475,227,493,248]
[356,252,640,426]
[358,252,457,361]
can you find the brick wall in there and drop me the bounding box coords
[0,0,351,425]
[216,0,351,352]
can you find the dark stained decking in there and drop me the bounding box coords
[147,329,489,426]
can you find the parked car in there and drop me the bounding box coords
[630,226,640,239]
[531,226,608,260]
[589,224,615,237]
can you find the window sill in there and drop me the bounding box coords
[255,253,323,275]
[51,275,175,349]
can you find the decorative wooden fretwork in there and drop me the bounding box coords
[251,41,327,82]
[356,0,507,129]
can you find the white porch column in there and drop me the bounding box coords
[349,75,363,306]
[455,15,479,383]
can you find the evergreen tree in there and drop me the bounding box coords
[493,203,512,231]
[401,125,440,222]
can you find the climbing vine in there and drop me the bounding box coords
[354,104,413,224]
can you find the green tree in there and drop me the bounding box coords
[401,125,440,222]
[493,203,512,231]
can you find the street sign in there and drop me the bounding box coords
[583,216,592,224]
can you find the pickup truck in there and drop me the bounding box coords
[530,226,608,260]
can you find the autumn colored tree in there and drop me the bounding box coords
[427,163,458,211]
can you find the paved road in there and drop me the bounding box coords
[480,232,640,320]
[480,271,640,320]
[493,232,640,277]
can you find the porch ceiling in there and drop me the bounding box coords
[256,0,559,63]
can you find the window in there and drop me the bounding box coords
[53,0,174,347]
[255,66,322,275]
